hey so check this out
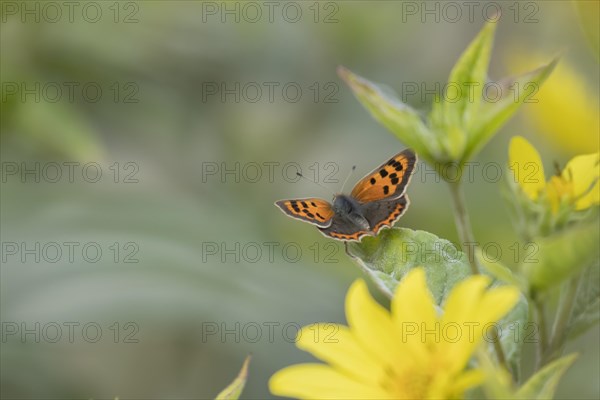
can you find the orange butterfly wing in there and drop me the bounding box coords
[275,198,334,228]
[350,149,417,203]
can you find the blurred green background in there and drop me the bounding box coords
[1,1,598,399]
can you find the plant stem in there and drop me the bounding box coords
[446,180,513,374]
[492,334,510,377]
[532,296,549,370]
[447,180,480,275]
[545,276,580,364]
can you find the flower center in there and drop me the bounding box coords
[382,366,432,399]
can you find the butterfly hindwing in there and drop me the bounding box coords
[318,215,371,242]
[275,198,334,228]
[362,196,410,234]
[350,149,417,203]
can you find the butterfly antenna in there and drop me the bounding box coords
[296,172,335,195]
[340,165,356,193]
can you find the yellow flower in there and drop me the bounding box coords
[509,135,600,213]
[509,54,599,155]
[269,269,519,400]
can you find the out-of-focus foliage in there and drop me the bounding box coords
[480,352,578,399]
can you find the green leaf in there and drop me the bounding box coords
[465,57,558,163]
[338,66,441,164]
[441,21,496,131]
[215,355,251,400]
[525,220,599,290]
[429,22,497,162]
[347,228,471,302]
[515,354,577,399]
[477,249,526,291]
[347,228,528,373]
[566,262,600,340]
[340,24,557,168]
[499,291,529,380]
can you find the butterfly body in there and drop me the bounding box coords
[330,194,370,230]
[276,149,417,242]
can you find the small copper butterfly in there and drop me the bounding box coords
[275,149,417,241]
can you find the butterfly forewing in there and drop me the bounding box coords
[350,149,417,203]
[275,198,334,228]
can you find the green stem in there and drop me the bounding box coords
[446,180,513,375]
[545,276,580,364]
[532,296,549,370]
[492,333,509,377]
[447,180,480,275]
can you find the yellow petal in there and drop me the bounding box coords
[296,324,384,386]
[439,276,490,370]
[441,275,490,325]
[345,280,399,367]
[476,286,520,326]
[269,364,394,400]
[451,286,520,371]
[509,136,546,200]
[391,268,437,366]
[392,268,437,329]
[562,152,600,210]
